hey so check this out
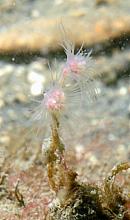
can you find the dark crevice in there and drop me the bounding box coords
[0,32,130,65]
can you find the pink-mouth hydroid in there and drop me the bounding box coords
[29,67,81,142]
[60,23,99,104]
[29,24,99,149]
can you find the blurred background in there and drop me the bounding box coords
[0,0,130,218]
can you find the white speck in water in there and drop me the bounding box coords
[31,10,40,18]
[28,71,45,84]
[119,87,127,96]
[31,82,43,96]
[12,57,15,62]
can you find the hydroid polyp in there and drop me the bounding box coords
[29,25,99,196]
[44,85,65,113]
[28,24,130,220]
[60,23,99,103]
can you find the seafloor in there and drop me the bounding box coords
[0,0,130,219]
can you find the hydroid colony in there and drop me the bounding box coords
[31,26,98,140]
[31,26,130,220]
[31,25,98,194]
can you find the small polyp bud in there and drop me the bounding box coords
[63,66,70,77]
[65,53,91,77]
[69,59,79,73]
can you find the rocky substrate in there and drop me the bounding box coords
[0,1,130,219]
[0,0,130,53]
[0,57,129,219]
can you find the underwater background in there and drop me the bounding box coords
[0,0,129,219]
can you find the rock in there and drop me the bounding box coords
[96,49,130,83]
[0,1,130,53]
[47,184,104,220]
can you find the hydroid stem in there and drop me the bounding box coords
[47,113,77,195]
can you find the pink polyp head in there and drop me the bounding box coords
[67,56,86,75]
[44,88,65,112]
